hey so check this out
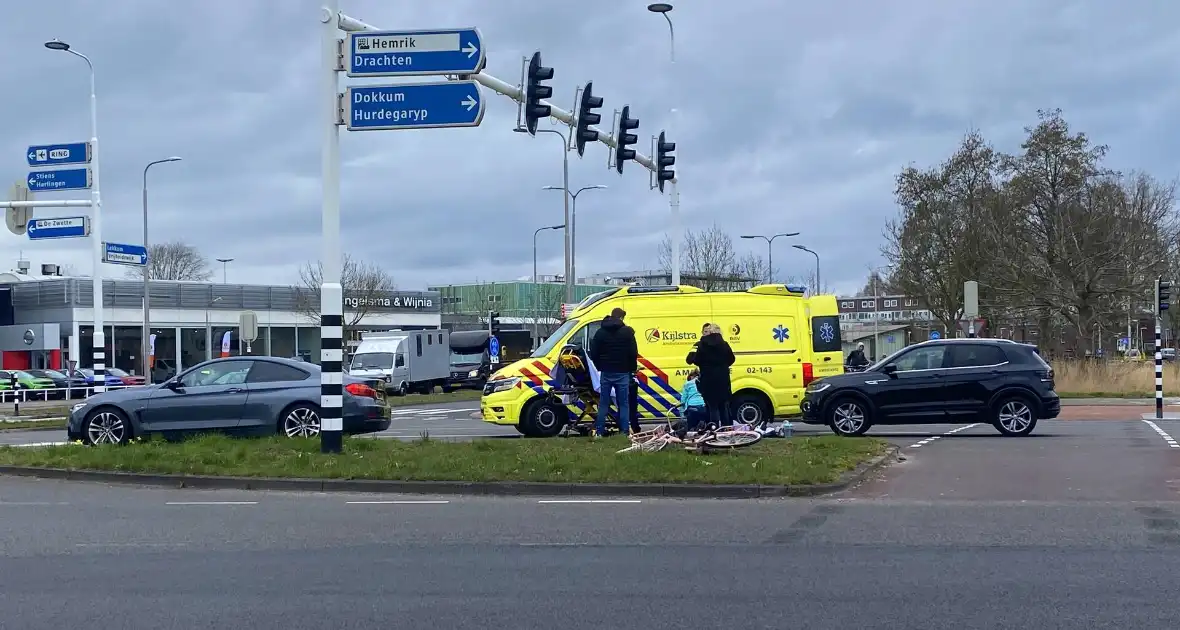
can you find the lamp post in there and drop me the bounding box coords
[870,263,895,360]
[532,223,565,349]
[647,2,681,286]
[792,244,821,294]
[542,184,605,289]
[515,127,573,303]
[141,156,182,379]
[739,232,799,284]
[216,258,233,283]
[45,39,107,392]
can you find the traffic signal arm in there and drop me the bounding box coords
[334,16,678,185]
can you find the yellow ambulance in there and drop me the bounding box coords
[480,283,845,437]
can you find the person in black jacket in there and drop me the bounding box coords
[589,308,639,437]
[686,322,736,427]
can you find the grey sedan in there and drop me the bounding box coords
[67,357,391,445]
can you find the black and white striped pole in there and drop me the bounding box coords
[318,0,344,453]
[1155,276,1170,420]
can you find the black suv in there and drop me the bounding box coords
[800,339,1059,437]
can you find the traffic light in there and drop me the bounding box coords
[655,130,676,193]
[489,311,502,336]
[1159,276,1171,314]
[575,81,603,157]
[524,52,554,136]
[615,105,639,174]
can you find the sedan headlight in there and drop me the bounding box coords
[71,402,86,414]
[468,369,479,378]
[807,382,831,393]
[487,377,520,393]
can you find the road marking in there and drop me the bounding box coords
[164,504,256,509]
[6,441,70,448]
[390,408,477,416]
[537,499,643,504]
[0,501,70,506]
[1141,419,1180,448]
[345,500,450,504]
[907,423,980,448]
[75,542,186,548]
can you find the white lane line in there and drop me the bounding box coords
[345,500,450,504]
[907,423,980,448]
[75,542,186,548]
[164,504,256,509]
[5,441,70,448]
[0,501,70,506]
[1141,419,1180,448]
[537,499,643,504]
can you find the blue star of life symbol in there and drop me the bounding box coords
[772,325,789,343]
[818,322,836,344]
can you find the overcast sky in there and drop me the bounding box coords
[2,0,1178,296]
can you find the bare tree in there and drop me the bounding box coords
[294,254,396,337]
[532,282,566,335]
[883,130,1000,334]
[859,269,901,296]
[980,110,1175,354]
[658,224,764,290]
[127,240,212,281]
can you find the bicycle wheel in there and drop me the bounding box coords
[701,430,762,449]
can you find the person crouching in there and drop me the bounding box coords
[677,368,709,437]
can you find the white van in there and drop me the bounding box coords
[348,330,450,395]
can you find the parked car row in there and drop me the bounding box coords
[0,368,151,400]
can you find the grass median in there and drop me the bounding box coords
[0,433,889,486]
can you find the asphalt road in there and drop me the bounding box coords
[1,470,1179,630]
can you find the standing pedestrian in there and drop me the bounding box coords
[686,322,736,427]
[589,307,639,437]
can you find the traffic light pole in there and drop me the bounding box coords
[332,11,683,280]
[1156,317,1163,420]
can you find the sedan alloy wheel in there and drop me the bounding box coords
[283,406,321,438]
[86,410,128,445]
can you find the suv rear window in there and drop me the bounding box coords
[811,315,842,353]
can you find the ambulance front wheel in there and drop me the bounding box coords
[520,399,567,438]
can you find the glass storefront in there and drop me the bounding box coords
[73,324,376,372]
[296,327,320,364]
[270,326,296,358]
[179,327,207,370]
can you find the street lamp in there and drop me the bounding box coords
[141,156,182,380]
[532,223,565,349]
[870,263,895,360]
[216,258,233,283]
[46,39,108,392]
[515,127,573,304]
[542,184,606,287]
[740,232,799,284]
[647,2,681,286]
[792,244,821,294]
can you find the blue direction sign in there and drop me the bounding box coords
[103,242,148,266]
[346,81,484,131]
[930,330,941,340]
[488,336,500,363]
[26,142,91,167]
[27,168,91,192]
[27,216,90,240]
[346,28,484,77]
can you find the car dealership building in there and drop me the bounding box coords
[0,273,442,378]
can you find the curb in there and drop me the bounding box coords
[0,445,898,499]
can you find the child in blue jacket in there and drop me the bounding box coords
[678,369,709,435]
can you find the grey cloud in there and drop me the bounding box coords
[2,0,1180,295]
